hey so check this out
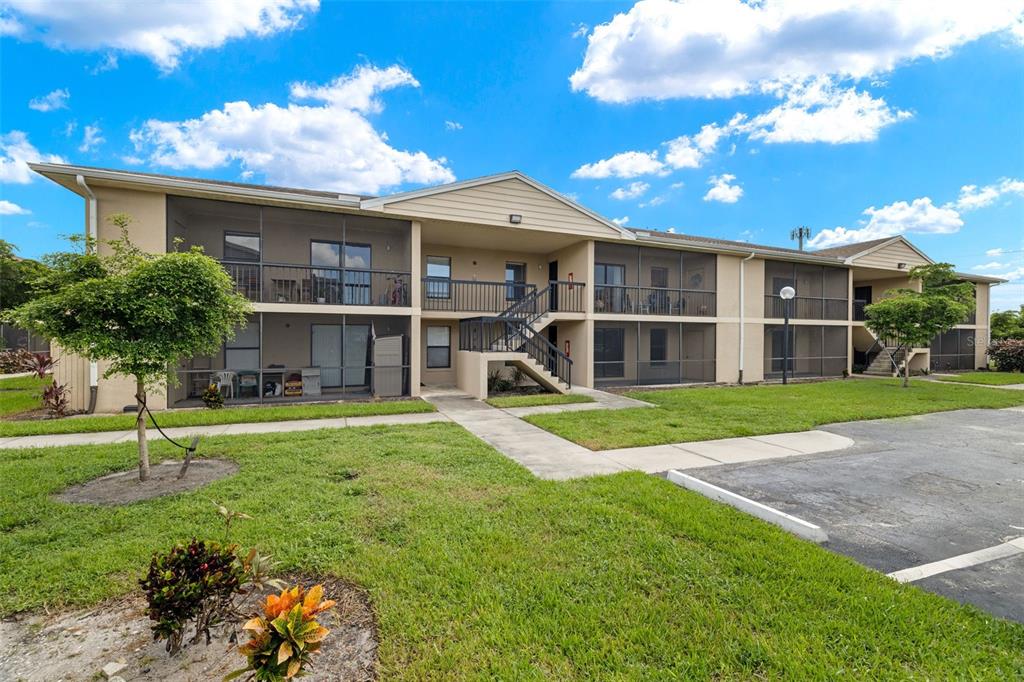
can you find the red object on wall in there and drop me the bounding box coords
[564,339,571,357]
[567,272,574,289]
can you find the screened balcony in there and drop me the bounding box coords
[593,243,717,317]
[930,329,977,371]
[169,314,411,407]
[763,325,847,378]
[168,196,412,307]
[764,261,848,320]
[594,322,716,387]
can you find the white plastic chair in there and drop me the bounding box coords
[213,371,235,398]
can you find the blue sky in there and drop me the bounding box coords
[1,0,1022,309]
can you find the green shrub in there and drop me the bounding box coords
[202,383,225,409]
[988,339,1024,373]
[140,539,245,654]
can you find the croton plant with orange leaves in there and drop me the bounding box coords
[225,584,336,681]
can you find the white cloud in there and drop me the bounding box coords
[972,261,1007,271]
[28,88,69,112]
[670,181,684,189]
[571,22,589,39]
[571,150,665,179]
[703,173,743,203]
[0,131,65,183]
[808,197,963,248]
[121,155,145,165]
[639,195,667,208]
[987,247,1006,257]
[89,53,118,74]
[954,178,1024,210]
[570,0,1024,103]
[663,136,703,169]
[78,124,105,152]
[129,64,455,194]
[0,200,30,215]
[2,0,318,72]
[610,181,650,200]
[739,78,912,144]
[444,120,463,131]
[611,215,630,226]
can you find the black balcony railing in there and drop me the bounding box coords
[422,279,537,313]
[459,317,572,387]
[594,285,716,317]
[764,294,847,320]
[221,260,410,306]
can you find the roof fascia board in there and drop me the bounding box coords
[633,233,846,264]
[29,163,363,209]
[361,170,636,239]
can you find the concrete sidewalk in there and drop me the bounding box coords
[0,411,449,450]
[423,387,853,479]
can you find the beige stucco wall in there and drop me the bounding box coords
[420,318,459,386]
[421,243,552,290]
[90,187,169,412]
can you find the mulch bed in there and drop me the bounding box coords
[0,573,377,681]
[55,459,239,505]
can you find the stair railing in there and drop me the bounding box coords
[459,316,572,388]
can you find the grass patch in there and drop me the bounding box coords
[0,399,435,437]
[1,424,1021,677]
[935,371,1024,386]
[0,375,47,417]
[485,393,595,408]
[526,378,1024,450]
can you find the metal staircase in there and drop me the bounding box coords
[460,283,574,393]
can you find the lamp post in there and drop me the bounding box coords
[779,286,796,384]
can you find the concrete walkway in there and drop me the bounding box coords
[423,387,853,479]
[423,388,630,478]
[927,374,1024,390]
[0,412,449,450]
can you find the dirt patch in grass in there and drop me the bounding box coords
[55,459,239,505]
[0,573,377,681]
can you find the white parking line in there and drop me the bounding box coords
[888,537,1024,583]
[666,470,828,543]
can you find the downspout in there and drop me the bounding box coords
[76,174,100,413]
[738,252,756,383]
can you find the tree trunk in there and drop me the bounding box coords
[136,378,151,482]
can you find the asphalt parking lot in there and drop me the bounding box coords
[689,407,1024,623]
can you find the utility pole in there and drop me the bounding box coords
[790,226,811,251]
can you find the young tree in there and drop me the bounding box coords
[6,215,251,480]
[990,305,1024,341]
[864,263,974,387]
[0,239,48,312]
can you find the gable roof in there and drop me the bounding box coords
[360,171,635,238]
[811,236,933,264]
[629,228,831,259]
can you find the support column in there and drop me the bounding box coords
[409,220,422,395]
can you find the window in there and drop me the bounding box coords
[225,321,259,369]
[426,256,451,299]
[594,327,625,378]
[505,262,526,300]
[343,243,371,305]
[426,326,451,368]
[650,267,668,289]
[595,263,626,313]
[650,328,667,365]
[224,232,260,262]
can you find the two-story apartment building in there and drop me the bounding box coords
[30,163,1000,413]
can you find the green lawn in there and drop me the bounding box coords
[485,393,595,408]
[0,374,46,417]
[1,424,1020,678]
[526,379,1024,450]
[935,371,1024,386]
[0,399,435,437]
